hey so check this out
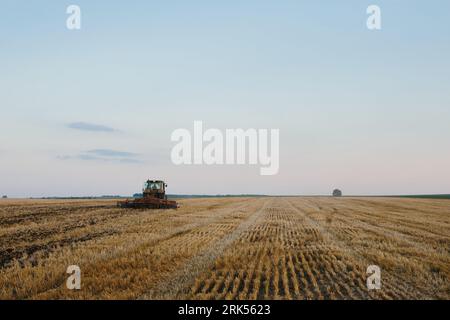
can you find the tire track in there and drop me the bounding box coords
[140,198,271,299]
[285,198,428,299]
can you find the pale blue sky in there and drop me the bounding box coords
[1,1,449,197]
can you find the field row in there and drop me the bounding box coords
[0,197,448,299]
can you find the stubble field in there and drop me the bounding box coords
[0,197,448,300]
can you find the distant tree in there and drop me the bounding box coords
[2,195,7,199]
[332,189,342,197]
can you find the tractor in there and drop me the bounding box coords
[117,180,178,209]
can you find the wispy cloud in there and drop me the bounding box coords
[67,122,118,133]
[86,149,138,158]
[58,149,141,164]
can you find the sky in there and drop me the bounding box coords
[1,1,449,197]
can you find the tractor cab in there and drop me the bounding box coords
[143,180,167,199]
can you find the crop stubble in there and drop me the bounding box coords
[0,197,448,299]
